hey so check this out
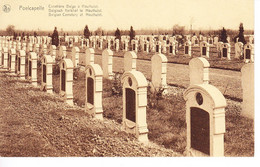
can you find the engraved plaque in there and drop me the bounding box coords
[169,45,173,53]
[185,46,189,54]
[223,48,227,57]
[18,57,21,72]
[202,47,206,56]
[43,64,46,83]
[87,77,94,105]
[246,49,251,59]
[191,107,210,155]
[156,45,159,52]
[29,60,32,77]
[126,88,136,122]
[61,69,66,91]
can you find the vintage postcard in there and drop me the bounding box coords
[0,0,257,166]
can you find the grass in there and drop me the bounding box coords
[62,42,245,71]
[38,65,253,156]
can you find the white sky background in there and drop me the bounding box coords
[0,0,254,31]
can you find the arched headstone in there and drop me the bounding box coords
[234,42,243,59]
[121,70,149,143]
[244,43,254,63]
[221,43,231,60]
[85,48,95,66]
[85,64,103,120]
[102,49,113,79]
[241,63,254,119]
[200,41,209,58]
[8,49,16,74]
[58,46,67,60]
[41,55,53,93]
[189,57,210,85]
[1,47,8,71]
[184,84,226,156]
[124,51,137,72]
[184,41,192,57]
[71,47,80,67]
[60,58,74,105]
[28,52,37,86]
[151,53,168,94]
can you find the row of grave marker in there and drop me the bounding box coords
[0,44,254,156]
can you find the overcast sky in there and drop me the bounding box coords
[0,0,255,31]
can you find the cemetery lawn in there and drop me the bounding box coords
[69,70,254,157]
[74,46,245,71]
[0,72,179,157]
[0,65,253,157]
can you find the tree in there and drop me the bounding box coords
[233,23,246,44]
[115,28,121,40]
[6,25,15,36]
[219,27,228,43]
[51,27,59,46]
[84,25,90,39]
[95,27,103,36]
[172,24,185,35]
[129,26,135,41]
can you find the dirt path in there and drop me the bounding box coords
[0,72,179,157]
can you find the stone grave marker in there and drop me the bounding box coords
[71,47,80,67]
[58,46,67,60]
[41,55,53,93]
[121,70,149,143]
[85,48,95,66]
[184,41,192,57]
[50,45,57,62]
[241,63,254,119]
[244,43,254,63]
[8,49,16,74]
[189,57,210,85]
[221,43,231,60]
[124,51,137,72]
[1,47,8,71]
[234,42,243,59]
[151,53,168,94]
[85,64,103,120]
[102,49,113,79]
[200,41,209,58]
[184,84,226,156]
[28,52,37,85]
[60,58,74,105]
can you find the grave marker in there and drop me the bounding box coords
[60,59,74,105]
[234,42,243,59]
[221,43,231,60]
[85,64,103,120]
[200,41,209,58]
[241,63,254,119]
[102,49,113,79]
[121,70,149,143]
[41,55,53,93]
[243,43,254,63]
[151,53,168,94]
[28,52,37,85]
[184,84,226,156]
[124,51,137,72]
[189,57,210,85]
